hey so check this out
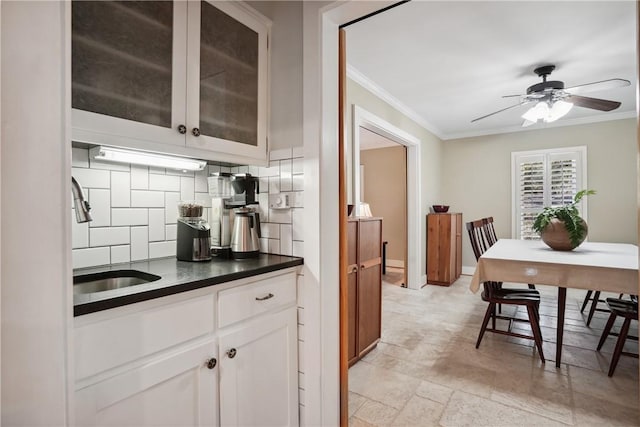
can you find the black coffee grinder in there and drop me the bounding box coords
[176,202,212,262]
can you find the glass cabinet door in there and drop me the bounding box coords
[72,1,187,146]
[187,1,268,159]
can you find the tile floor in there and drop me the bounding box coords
[348,275,639,426]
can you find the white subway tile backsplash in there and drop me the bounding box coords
[269,207,291,224]
[149,209,165,242]
[131,226,149,261]
[73,247,110,269]
[292,174,304,192]
[131,165,149,190]
[88,189,111,227]
[166,224,177,240]
[90,227,130,247]
[111,245,130,264]
[72,147,89,168]
[149,174,180,192]
[131,190,164,208]
[280,159,292,192]
[259,238,268,253]
[72,168,110,189]
[280,224,293,256]
[195,169,208,193]
[72,216,89,249]
[72,147,304,268]
[268,239,280,255]
[112,208,148,226]
[149,241,175,258]
[111,171,131,207]
[269,176,280,194]
[180,177,195,201]
[292,208,304,241]
[261,223,280,239]
[165,192,180,224]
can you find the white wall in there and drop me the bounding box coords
[247,1,303,151]
[347,78,442,278]
[441,118,638,269]
[1,2,70,424]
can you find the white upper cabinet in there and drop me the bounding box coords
[71,1,270,164]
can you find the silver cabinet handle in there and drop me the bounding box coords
[255,293,274,301]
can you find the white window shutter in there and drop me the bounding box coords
[512,147,586,239]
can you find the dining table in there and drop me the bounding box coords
[469,238,638,368]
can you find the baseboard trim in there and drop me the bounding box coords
[386,259,404,268]
[461,266,475,276]
[421,274,428,288]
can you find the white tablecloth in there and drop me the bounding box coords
[470,239,638,294]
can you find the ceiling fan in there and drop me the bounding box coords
[471,65,630,127]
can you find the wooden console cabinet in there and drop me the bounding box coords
[426,213,462,286]
[347,217,382,366]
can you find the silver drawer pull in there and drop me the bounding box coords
[255,293,274,301]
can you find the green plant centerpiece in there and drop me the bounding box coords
[532,189,595,251]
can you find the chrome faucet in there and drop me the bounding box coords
[72,176,92,223]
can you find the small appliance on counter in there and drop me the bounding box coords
[231,207,261,258]
[227,173,262,259]
[176,202,212,262]
[208,173,234,258]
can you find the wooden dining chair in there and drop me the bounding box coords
[596,297,638,376]
[580,291,625,327]
[483,216,498,246]
[468,221,545,362]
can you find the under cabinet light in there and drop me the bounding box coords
[89,146,206,171]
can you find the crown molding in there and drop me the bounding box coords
[346,65,444,139]
[443,110,637,141]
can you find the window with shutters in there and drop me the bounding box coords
[511,147,587,240]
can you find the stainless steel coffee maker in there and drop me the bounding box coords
[229,174,262,259]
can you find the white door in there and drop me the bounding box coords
[75,340,218,426]
[219,308,298,426]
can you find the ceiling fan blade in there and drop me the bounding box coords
[566,94,621,111]
[471,102,528,123]
[502,94,524,98]
[564,78,630,95]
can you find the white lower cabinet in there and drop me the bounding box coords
[74,269,298,427]
[219,308,298,427]
[75,339,218,426]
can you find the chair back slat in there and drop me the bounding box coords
[483,217,498,246]
[466,219,491,261]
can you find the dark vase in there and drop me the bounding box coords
[540,218,588,251]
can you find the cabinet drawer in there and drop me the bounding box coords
[75,295,215,380]
[218,272,296,328]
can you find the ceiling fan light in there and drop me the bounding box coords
[545,100,574,123]
[522,119,536,128]
[521,102,549,123]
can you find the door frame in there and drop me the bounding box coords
[352,105,421,289]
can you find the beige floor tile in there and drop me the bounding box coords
[573,391,640,426]
[349,280,639,424]
[349,361,420,409]
[349,416,377,427]
[349,392,368,418]
[354,399,398,426]
[390,395,445,426]
[569,364,639,410]
[440,391,567,426]
[414,380,454,404]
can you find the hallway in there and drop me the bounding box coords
[348,276,639,426]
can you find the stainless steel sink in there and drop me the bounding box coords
[73,270,161,294]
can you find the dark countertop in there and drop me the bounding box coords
[73,254,304,316]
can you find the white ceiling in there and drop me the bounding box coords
[345,1,637,140]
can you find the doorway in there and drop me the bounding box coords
[358,127,407,287]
